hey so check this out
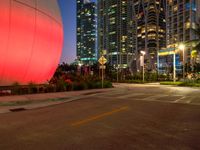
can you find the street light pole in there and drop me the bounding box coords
[173,51,176,83]
[179,44,185,80]
[143,61,145,82]
[141,51,146,82]
[117,66,119,83]
[157,52,159,74]
[183,47,185,79]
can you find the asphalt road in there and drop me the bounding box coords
[0,83,200,150]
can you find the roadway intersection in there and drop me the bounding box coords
[0,83,200,150]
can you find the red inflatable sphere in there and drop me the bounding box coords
[0,0,63,85]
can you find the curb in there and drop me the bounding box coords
[0,89,112,114]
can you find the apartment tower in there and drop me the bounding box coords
[98,0,133,68]
[77,0,97,65]
[128,0,166,71]
[98,0,166,71]
[158,0,200,74]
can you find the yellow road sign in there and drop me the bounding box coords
[98,56,107,65]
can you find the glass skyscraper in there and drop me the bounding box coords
[98,0,166,71]
[158,0,200,74]
[128,0,166,71]
[97,0,133,69]
[77,0,97,65]
[166,0,200,46]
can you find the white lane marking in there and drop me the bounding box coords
[129,96,200,106]
[173,96,193,104]
[117,93,145,99]
[174,96,186,103]
[142,95,171,100]
[93,90,200,106]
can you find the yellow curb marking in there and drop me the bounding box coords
[70,106,129,127]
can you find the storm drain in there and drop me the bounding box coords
[9,108,26,112]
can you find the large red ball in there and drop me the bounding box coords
[0,0,63,85]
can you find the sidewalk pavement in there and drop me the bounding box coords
[0,88,113,114]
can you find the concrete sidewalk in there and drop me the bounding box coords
[0,88,113,114]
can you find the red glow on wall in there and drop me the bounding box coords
[0,0,63,85]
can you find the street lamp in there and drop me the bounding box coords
[179,44,185,79]
[173,51,176,83]
[140,51,146,82]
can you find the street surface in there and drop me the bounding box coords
[0,83,200,150]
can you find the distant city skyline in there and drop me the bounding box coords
[58,0,96,64]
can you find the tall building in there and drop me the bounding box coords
[158,0,200,74]
[77,0,97,65]
[166,0,200,46]
[127,0,166,71]
[98,0,166,71]
[98,0,133,68]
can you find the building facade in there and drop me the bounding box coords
[77,0,97,65]
[98,0,133,69]
[97,0,200,73]
[98,0,166,71]
[158,0,200,74]
[127,0,166,71]
[166,0,200,46]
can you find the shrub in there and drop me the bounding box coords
[103,81,113,88]
[28,82,38,94]
[72,82,87,91]
[12,82,21,95]
[160,81,200,87]
[55,78,67,92]
[65,79,73,91]
[160,81,183,86]
[44,84,55,93]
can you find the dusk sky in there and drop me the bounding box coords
[58,0,96,64]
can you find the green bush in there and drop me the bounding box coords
[11,82,21,95]
[28,82,38,94]
[103,81,113,88]
[44,84,56,93]
[94,81,102,88]
[160,81,183,85]
[160,81,200,87]
[66,83,73,91]
[179,82,200,87]
[86,81,96,89]
[72,82,87,91]
[55,78,67,92]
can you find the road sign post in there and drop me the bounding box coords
[102,65,104,88]
[98,56,107,88]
